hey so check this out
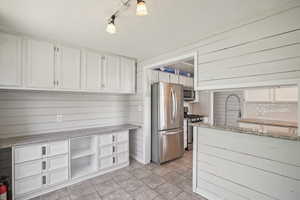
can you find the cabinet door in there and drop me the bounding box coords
[15,175,42,196]
[0,33,22,87]
[245,88,272,102]
[158,72,170,83]
[99,145,114,158]
[84,51,102,90]
[26,39,55,89]
[99,156,115,169]
[120,57,135,93]
[99,134,114,146]
[179,76,185,86]
[116,131,129,143]
[48,168,68,186]
[48,154,68,171]
[103,55,120,91]
[15,144,43,163]
[186,77,194,88]
[48,140,68,157]
[169,74,179,84]
[117,152,129,164]
[56,45,81,90]
[15,160,42,180]
[274,86,298,102]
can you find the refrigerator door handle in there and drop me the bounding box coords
[171,88,176,122]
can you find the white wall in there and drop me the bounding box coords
[194,127,300,200]
[127,65,145,163]
[0,89,144,162]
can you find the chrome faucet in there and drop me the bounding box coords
[224,94,242,126]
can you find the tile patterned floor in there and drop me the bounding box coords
[31,151,207,200]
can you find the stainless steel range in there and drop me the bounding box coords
[184,114,203,151]
[151,82,184,164]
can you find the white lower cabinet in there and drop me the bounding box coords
[15,160,42,180]
[13,131,130,200]
[15,175,42,196]
[48,168,69,186]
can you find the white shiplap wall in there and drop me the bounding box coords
[0,90,130,138]
[194,127,300,200]
[128,65,145,163]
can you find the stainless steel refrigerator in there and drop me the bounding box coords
[151,82,184,164]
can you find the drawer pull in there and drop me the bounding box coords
[42,175,47,185]
[112,146,115,153]
[113,157,116,164]
[112,136,115,142]
[42,161,47,170]
[42,146,46,156]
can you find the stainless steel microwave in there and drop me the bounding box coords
[183,87,195,101]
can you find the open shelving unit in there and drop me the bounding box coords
[70,136,97,178]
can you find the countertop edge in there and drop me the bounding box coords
[0,124,141,149]
[238,119,298,128]
[190,123,300,141]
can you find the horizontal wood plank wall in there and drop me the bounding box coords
[195,127,300,200]
[128,65,144,162]
[0,90,130,138]
[196,6,300,89]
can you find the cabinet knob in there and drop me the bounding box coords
[42,161,47,170]
[42,146,47,156]
[42,175,47,185]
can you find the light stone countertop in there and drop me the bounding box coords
[238,118,298,128]
[0,124,140,149]
[190,122,300,141]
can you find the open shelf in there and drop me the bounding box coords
[71,149,95,160]
[71,154,97,179]
[70,136,97,179]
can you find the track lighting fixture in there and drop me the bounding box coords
[106,15,116,34]
[136,0,148,16]
[106,0,148,34]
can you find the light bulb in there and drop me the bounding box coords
[136,0,148,16]
[106,15,116,34]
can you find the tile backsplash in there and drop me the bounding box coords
[244,102,297,122]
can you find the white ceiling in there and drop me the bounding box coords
[0,0,291,60]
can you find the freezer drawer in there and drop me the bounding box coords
[159,129,184,163]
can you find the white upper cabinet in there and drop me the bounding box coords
[179,76,193,88]
[83,51,103,91]
[0,32,22,87]
[120,57,135,93]
[0,31,136,94]
[25,39,55,89]
[158,72,170,83]
[274,86,298,102]
[245,88,272,102]
[55,45,81,90]
[170,74,179,84]
[103,55,120,91]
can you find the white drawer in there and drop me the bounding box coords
[48,168,69,186]
[99,156,115,170]
[15,175,42,196]
[99,134,114,146]
[48,140,68,156]
[15,160,42,180]
[99,145,113,158]
[117,152,129,164]
[15,144,43,163]
[116,131,128,143]
[48,154,68,171]
[116,142,128,153]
